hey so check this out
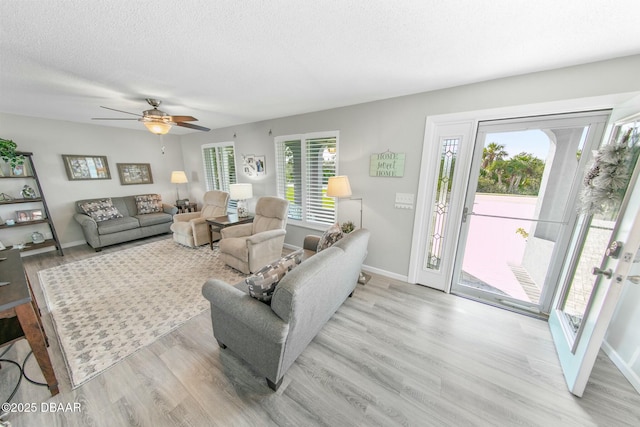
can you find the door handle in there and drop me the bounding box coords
[462,207,470,222]
[591,267,613,278]
[628,276,640,284]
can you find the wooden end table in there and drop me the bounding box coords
[206,214,254,250]
[0,249,59,395]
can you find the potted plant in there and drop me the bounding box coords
[341,221,355,234]
[0,138,25,168]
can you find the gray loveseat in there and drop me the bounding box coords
[73,194,178,251]
[202,228,370,391]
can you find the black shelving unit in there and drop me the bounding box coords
[0,152,63,255]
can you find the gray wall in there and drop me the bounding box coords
[179,54,640,278]
[2,55,639,275]
[0,113,184,247]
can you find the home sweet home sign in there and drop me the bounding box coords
[369,151,405,177]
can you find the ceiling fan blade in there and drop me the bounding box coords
[92,118,140,120]
[168,115,198,122]
[99,106,142,117]
[176,122,210,132]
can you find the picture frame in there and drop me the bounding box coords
[116,163,154,185]
[254,155,266,176]
[29,209,44,221]
[16,210,31,222]
[62,154,111,180]
[243,154,266,177]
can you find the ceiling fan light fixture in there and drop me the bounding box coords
[143,120,172,135]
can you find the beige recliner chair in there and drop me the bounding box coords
[219,196,289,273]
[171,190,230,247]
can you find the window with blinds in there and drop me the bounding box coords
[202,142,237,207]
[275,132,338,227]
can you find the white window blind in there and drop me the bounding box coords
[202,142,237,207]
[275,132,338,227]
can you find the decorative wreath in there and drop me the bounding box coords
[579,127,637,215]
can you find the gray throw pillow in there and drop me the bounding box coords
[79,198,123,222]
[135,194,163,214]
[317,222,344,252]
[246,249,303,303]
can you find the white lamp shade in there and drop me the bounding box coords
[229,183,253,200]
[327,175,352,198]
[170,171,188,184]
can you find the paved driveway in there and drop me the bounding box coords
[461,194,537,301]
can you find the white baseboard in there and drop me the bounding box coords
[63,239,88,248]
[361,264,408,282]
[283,243,409,283]
[602,340,640,394]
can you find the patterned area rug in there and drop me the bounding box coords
[39,239,247,388]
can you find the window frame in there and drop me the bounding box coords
[201,141,237,208]
[274,131,339,229]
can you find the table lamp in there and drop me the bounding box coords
[327,175,363,228]
[229,183,253,218]
[170,171,189,204]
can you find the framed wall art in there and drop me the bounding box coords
[243,154,266,177]
[369,150,406,177]
[117,163,154,185]
[62,154,111,180]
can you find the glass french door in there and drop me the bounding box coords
[549,110,640,396]
[451,112,610,315]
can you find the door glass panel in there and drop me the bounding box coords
[559,121,640,335]
[451,112,608,317]
[425,137,459,270]
[452,116,599,314]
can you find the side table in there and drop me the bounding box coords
[206,214,254,250]
[176,202,198,214]
[0,249,59,395]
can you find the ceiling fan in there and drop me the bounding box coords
[92,98,210,135]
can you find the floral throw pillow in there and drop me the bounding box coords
[246,249,303,303]
[135,194,163,214]
[79,198,123,222]
[317,222,344,252]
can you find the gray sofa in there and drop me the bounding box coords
[202,228,370,391]
[73,195,178,251]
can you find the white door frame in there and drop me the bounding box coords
[408,93,640,291]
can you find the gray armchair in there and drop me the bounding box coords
[219,196,289,273]
[170,190,230,247]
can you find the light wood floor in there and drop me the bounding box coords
[2,235,640,426]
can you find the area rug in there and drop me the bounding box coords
[38,238,247,388]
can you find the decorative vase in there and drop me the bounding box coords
[31,231,45,244]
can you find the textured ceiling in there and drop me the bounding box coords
[1,0,640,134]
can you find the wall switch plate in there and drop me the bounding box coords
[395,193,415,209]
